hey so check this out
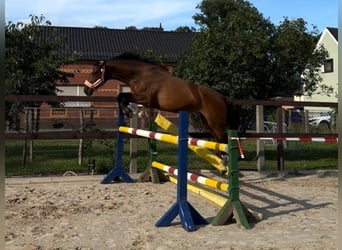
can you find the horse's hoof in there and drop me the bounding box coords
[220,169,227,176]
[123,110,132,118]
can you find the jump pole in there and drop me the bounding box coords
[101,109,134,184]
[167,174,228,207]
[152,160,228,192]
[155,111,207,231]
[119,127,227,152]
[154,113,227,174]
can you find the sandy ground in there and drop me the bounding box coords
[5,170,338,250]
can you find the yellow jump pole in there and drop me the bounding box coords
[152,161,228,192]
[167,175,227,207]
[119,126,227,152]
[154,113,227,174]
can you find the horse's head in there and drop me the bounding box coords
[84,61,106,96]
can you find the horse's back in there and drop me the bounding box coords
[157,76,226,115]
[197,85,227,110]
[152,75,204,111]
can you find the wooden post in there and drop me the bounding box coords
[276,107,284,171]
[22,108,29,167]
[129,113,138,173]
[288,109,292,129]
[138,108,160,183]
[29,108,35,162]
[304,110,309,133]
[256,105,265,171]
[149,114,159,183]
[78,109,84,165]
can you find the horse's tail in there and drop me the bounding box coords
[224,97,240,131]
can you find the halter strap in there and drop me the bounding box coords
[83,67,105,89]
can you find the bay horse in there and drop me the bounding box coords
[83,53,239,145]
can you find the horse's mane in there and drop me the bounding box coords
[113,52,163,67]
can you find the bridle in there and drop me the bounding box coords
[84,63,105,89]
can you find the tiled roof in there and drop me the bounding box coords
[39,26,195,62]
[327,27,338,41]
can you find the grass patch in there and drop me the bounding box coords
[5,138,338,176]
[238,140,338,170]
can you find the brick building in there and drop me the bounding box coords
[36,26,194,129]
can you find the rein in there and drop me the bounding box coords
[84,66,105,89]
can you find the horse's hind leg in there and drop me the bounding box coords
[117,93,133,117]
[199,111,229,172]
[213,126,228,169]
[200,111,226,143]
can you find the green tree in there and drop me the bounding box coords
[125,26,138,30]
[174,26,197,32]
[176,0,328,100]
[272,17,329,97]
[5,14,76,130]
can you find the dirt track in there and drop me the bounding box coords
[5,171,338,249]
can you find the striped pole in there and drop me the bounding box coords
[152,161,228,192]
[233,136,338,143]
[119,126,228,152]
[167,175,227,207]
[119,126,178,144]
[154,113,226,174]
[187,138,227,152]
[237,138,245,159]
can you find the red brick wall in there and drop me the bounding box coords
[59,64,93,85]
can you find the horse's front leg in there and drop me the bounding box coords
[117,93,134,117]
[219,151,228,168]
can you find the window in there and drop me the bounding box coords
[323,58,334,73]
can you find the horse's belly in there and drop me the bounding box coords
[157,93,200,112]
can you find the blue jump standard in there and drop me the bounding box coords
[155,111,207,231]
[101,109,134,184]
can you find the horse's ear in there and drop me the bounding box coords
[166,65,174,75]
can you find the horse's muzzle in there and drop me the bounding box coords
[83,79,103,96]
[84,79,103,89]
[84,85,94,96]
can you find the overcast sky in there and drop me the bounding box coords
[5,0,338,32]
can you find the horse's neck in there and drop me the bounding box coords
[107,63,142,84]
